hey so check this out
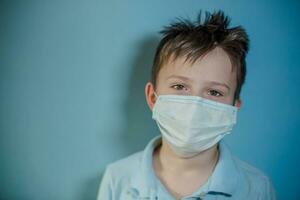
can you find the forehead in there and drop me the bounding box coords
[158,47,236,85]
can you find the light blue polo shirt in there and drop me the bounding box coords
[97,136,276,200]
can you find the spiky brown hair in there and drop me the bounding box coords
[151,10,249,100]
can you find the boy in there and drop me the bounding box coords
[97,10,276,200]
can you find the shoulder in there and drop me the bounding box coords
[233,156,268,181]
[97,151,144,200]
[232,156,276,199]
[102,150,144,189]
[106,151,143,179]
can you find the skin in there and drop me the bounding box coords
[145,47,241,199]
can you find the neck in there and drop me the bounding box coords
[154,138,219,175]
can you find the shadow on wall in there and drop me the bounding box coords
[83,35,161,200]
[80,172,103,200]
[121,35,161,156]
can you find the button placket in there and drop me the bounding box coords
[127,188,140,199]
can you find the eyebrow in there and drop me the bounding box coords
[167,75,230,91]
[167,75,192,82]
[206,81,231,91]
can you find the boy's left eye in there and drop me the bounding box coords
[208,89,223,97]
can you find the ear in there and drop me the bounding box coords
[234,99,242,110]
[145,82,157,111]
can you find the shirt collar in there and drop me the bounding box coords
[130,135,161,198]
[207,140,239,197]
[130,136,239,198]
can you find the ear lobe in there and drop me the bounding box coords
[234,99,242,110]
[145,82,157,111]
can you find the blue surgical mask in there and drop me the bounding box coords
[152,94,237,158]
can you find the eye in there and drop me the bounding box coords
[207,89,223,97]
[171,84,186,91]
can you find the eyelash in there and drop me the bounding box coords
[171,84,187,91]
[207,89,223,97]
[171,84,224,97]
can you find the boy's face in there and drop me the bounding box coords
[146,47,241,109]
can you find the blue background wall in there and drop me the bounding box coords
[1,0,299,199]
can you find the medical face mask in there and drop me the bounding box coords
[152,94,238,158]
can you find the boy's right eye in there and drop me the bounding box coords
[171,84,186,90]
